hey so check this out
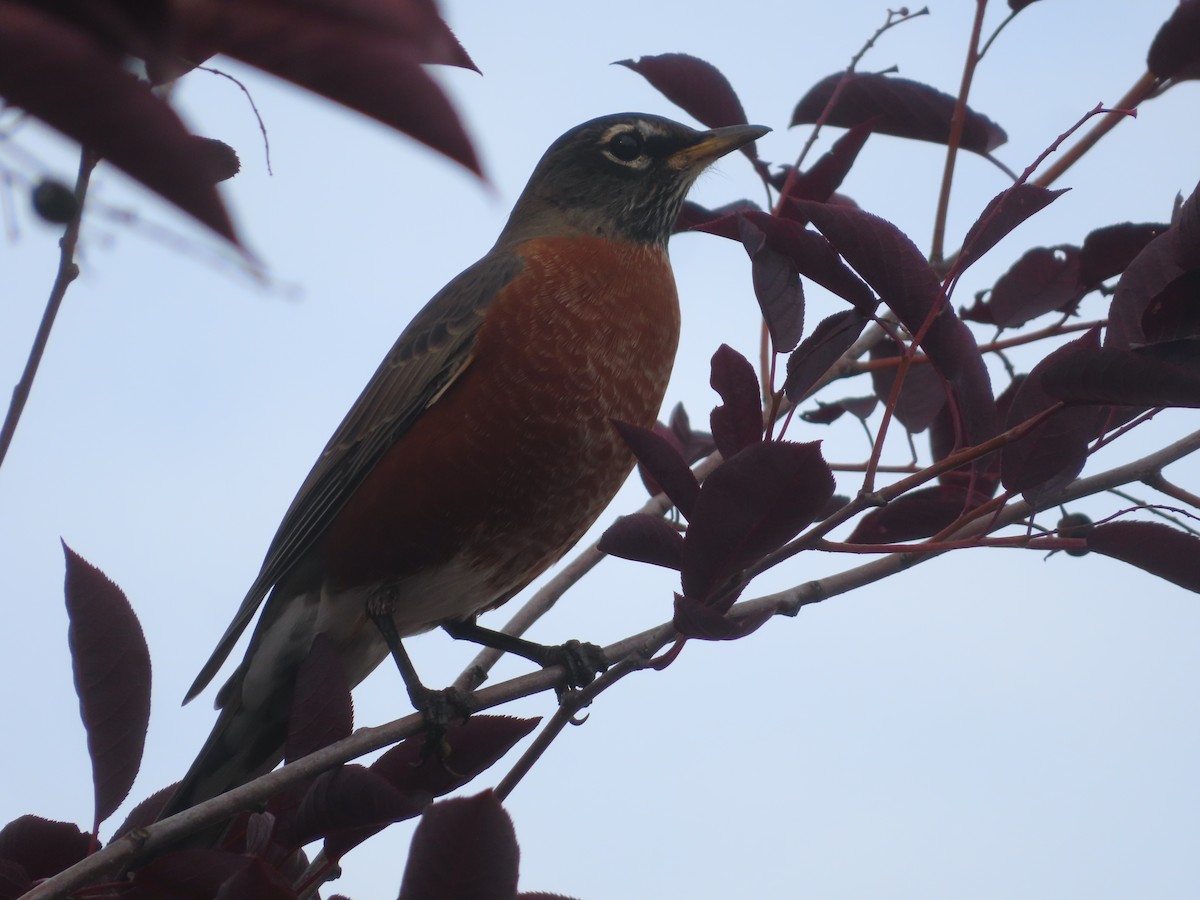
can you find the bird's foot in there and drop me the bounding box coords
[408,684,474,765]
[441,619,608,701]
[543,639,609,695]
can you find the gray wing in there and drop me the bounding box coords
[183,250,525,703]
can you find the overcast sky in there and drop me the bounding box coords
[2,2,1198,898]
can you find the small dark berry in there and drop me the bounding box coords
[32,179,78,225]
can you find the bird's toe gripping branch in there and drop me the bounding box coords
[441,619,610,699]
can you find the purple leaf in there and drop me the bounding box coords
[1079,222,1169,288]
[667,403,717,463]
[1087,522,1200,592]
[1041,338,1200,407]
[213,859,296,900]
[691,210,878,313]
[680,441,835,603]
[124,849,248,900]
[800,395,878,425]
[0,816,91,881]
[1107,181,1200,349]
[847,485,974,543]
[611,420,700,516]
[614,53,757,161]
[709,344,763,457]
[178,0,480,176]
[398,793,519,900]
[62,543,150,831]
[799,200,999,448]
[780,121,874,211]
[284,634,353,765]
[1148,0,1200,81]
[675,198,762,234]
[673,593,773,641]
[1000,329,1108,501]
[1142,270,1200,342]
[0,4,237,240]
[372,716,538,800]
[792,72,1007,156]
[784,309,871,401]
[869,338,947,433]
[737,217,805,352]
[288,765,424,856]
[599,514,684,570]
[957,184,1069,274]
[980,245,1084,328]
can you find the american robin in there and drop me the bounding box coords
[163,113,768,819]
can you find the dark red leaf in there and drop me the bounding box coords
[738,217,805,352]
[791,72,1006,156]
[1108,182,1200,349]
[288,765,424,855]
[614,53,757,161]
[957,184,1069,274]
[1009,0,1045,10]
[373,716,538,800]
[800,395,877,425]
[673,593,773,641]
[709,344,763,457]
[0,816,91,881]
[1087,521,1200,592]
[519,895,581,900]
[599,514,684,570]
[192,136,241,183]
[780,121,874,210]
[1079,222,1169,288]
[179,0,480,175]
[0,3,236,240]
[869,338,947,433]
[284,634,353,765]
[1000,329,1108,501]
[689,209,877,313]
[398,793,519,900]
[680,441,835,603]
[0,858,30,899]
[62,542,150,830]
[1041,338,1200,407]
[213,858,296,900]
[799,200,999,448]
[111,783,177,840]
[980,245,1084,328]
[611,420,700,516]
[847,485,973,543]
[668,403,716,463]
[124,848,247,900]
[1142,269,1200,342]
[784,309,871,401]
[1148,0,1200,80]
[674,198,762,234]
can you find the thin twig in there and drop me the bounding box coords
[930,0,988,267]
[1032,71,1159,189]
[0,147,95,471]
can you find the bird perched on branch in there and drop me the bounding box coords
[162,112,768,821]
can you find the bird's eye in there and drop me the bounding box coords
[607,130,644,162]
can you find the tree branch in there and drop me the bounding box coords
[0,148,95,471]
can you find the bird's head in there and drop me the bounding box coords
[500,113,769,247]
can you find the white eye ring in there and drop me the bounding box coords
[600,125,650,167]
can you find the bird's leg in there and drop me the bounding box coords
[442,618,609,694]
[366,590,472,748]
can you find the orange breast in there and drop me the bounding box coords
[319,236,681,602]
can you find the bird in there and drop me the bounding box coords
[161,112,769,822]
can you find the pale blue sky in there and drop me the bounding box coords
[2,2,1198,897]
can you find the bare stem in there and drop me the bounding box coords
[1032,71,1160,189]
[0,147,95,471]
[930,0,988,267]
